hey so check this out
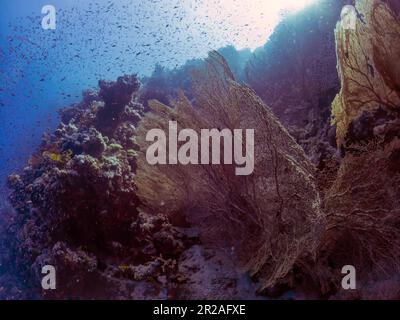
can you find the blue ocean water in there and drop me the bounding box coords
[0,0,221,203]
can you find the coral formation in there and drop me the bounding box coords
[332,0,400,149]
[2,75,191,299]
[135,52,324,294]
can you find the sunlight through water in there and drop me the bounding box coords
[195,0,317,49]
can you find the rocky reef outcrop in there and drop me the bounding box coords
[1,76,191,299]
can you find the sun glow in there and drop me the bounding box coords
[194,0,317,50]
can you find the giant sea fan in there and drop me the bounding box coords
[135,52,325,292]
[309,0,400,299]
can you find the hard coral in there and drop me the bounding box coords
[4,75,189,299]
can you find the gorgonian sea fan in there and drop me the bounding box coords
[135,52,325,292]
